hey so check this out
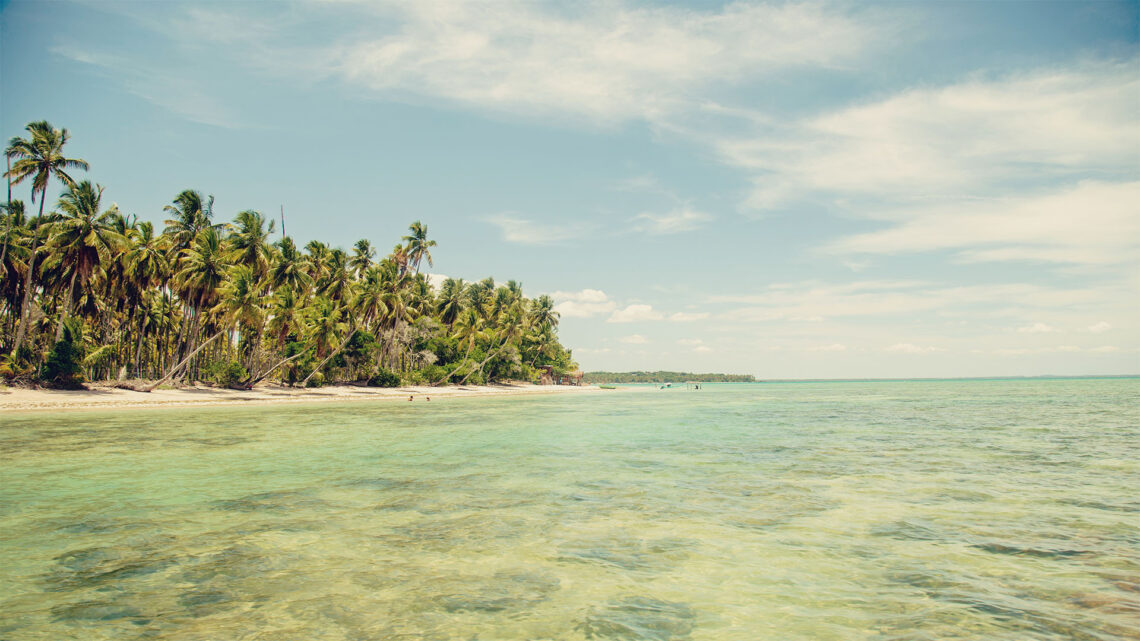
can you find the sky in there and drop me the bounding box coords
[2,0,1138,379]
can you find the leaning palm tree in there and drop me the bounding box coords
[4,120,88,356]
[402,220,436,275]
[45,181,126,342]
[269,237,312,295]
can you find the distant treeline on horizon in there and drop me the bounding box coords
[584,371,756,384]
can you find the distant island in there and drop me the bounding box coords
[584,371,756,384]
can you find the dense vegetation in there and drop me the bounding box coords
[0,121,578,389]
[584,371,756,384]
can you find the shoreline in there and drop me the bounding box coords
[0,382,605,414]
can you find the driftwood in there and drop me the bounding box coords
[140,332,223,392]
[299,330,357,388]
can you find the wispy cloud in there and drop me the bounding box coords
[326,1,880,124]
[633,207,713,235]
[484,214,589,245]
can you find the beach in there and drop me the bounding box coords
[0,381,604,413]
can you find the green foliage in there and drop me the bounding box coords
[42,318,86,389]
[367,368,401,388]
[583,371,757,384]
[202,359,248,388]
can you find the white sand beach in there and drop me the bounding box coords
[0,382,604,413]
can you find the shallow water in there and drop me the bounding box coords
[2,378,1138,640]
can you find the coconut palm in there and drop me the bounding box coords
[270,236,312,294]
[4,120,88,356]
[402,220,436,275]
[435,278,466,328]
[229,210,274,280]
[350,239,374,277]
[45,181,126,343]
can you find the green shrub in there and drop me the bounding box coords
[202,360,248,388]
[367,368,401,388]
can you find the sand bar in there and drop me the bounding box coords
[0,382,604,413]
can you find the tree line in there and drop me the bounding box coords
[1,120,577,389]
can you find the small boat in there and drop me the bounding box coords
[599,384,617,390]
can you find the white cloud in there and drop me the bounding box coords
[825,181,1140,266]
[329,1,878,124]
[1086,321,1112,334]
[1016,322,1058,334]
[713,279,1123,323]
[669,312,710,322]
[633,207,713,235]
[729,63,1139,208]
[677,338,704,346]
[693,345,712,353]
[887,343,947,354]
[1090,345,1120,353]
[620,334,649,345]
[551,288,616,318]
[484,214,587,245]
[608,304,664,323]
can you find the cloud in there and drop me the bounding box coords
[677,338,704,346]
[712,279,1124,323]
[886,343,947,354]
[329,1,879,124]
[620,334,649,344]
[484,214,588,245]
[608,304,664,323]
[807,343,848,352]
[551,289,616,318]
[669,312,710,322]
[1086,321,1112,334]
[1016,322,1058,334]
[633,207,713,235]
[825,181,1140,266]
[693,345,712,353]
[728,62,1139,208]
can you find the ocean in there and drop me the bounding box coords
[1,378,1137,640]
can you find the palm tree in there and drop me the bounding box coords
[212,264,266,370]
[402,220,436,275]
[163,190,218,255]
[270,236,312,294]
[435,278,466,328]
[4,120,88,356]
[173,227,227,359]
[350,239,374,277]
[45,181,126,343]
[436,307,483,385]
[229,210,274,280]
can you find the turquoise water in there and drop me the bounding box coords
[1,379,1138,640]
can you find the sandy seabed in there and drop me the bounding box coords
[0,381,605,413]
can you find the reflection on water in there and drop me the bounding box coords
[2,378,1139,640]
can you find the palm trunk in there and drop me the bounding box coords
[141,331,223,392]
[435,339,475,386]
[460,337,509,385]
[1,155,11,274]
[54,268,78,344]
[300,329,356,387]
[10,195,45,357]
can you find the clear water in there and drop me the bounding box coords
[2,379,1138,640]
